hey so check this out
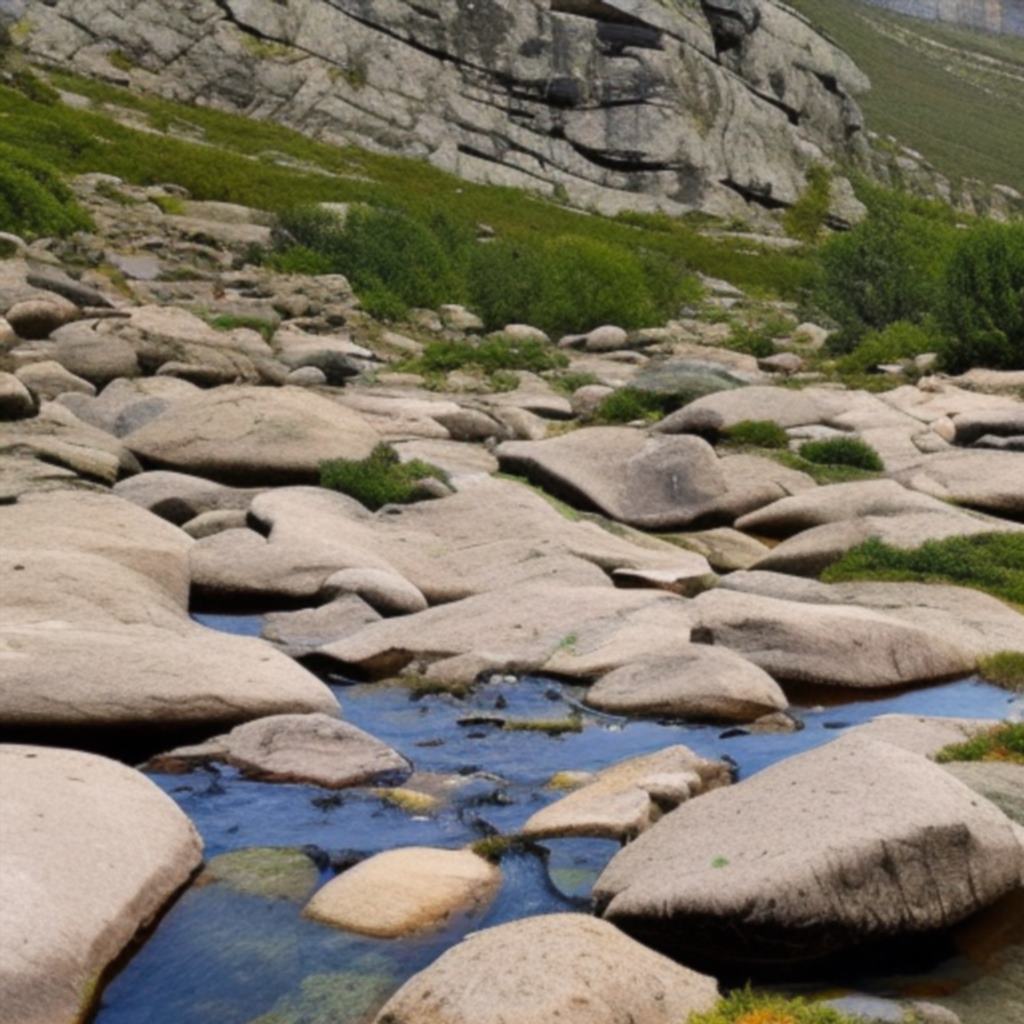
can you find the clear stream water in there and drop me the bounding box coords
[91,614,1022,1024]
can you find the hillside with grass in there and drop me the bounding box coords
[785,0,1024,194]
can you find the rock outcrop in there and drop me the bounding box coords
[18,0,869,219]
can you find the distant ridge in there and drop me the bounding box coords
[856,0,1024,37]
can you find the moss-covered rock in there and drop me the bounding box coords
[199,848,320,902]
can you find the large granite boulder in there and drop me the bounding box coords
[124,385,379,484]
[146,713,410,788]
[900,450,1024,518]
[304,847,501,938]
[594,737,1024,964]
[655,386,841,435]
[317,583,697,684]
[0,745,203,1024]
[371,913,719,1024]
[690,588,976,687]
[584,646,787,722]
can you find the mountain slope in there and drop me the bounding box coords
[783,0,1024,194]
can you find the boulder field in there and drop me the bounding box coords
[2,174,1023,1023]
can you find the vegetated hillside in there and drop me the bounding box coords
[783,0,1024,194]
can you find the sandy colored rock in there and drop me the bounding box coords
[0,745,202,1024]
[691,588,975,688]
[114,470,260,525]
[318,583,695,683]
[945,762,1024,826]
[124,385,379,484]
[842,714,996,758]
[595,737,1024,964]
[585,647,787,722]
[371,913,719,1024]
[655,385,839,434]
[14,360,96,402]
[522,745,731,841]
[261,596,381,659]
[304,847,500,937]
[900,449,1024,518]
[147,713,410,789]
[735,479,950,537]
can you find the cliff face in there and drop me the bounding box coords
[857,0,1023,36]
[14,0,871,218]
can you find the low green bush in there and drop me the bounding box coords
[549,370,601,395]
[592,387,672,424]
[978,651,1024,691]
[205,313,277,342]
[0,141,91,239]
[689,987,858,1024]
[724,420,790,449]
[773,450,881,485]
[838,319,940,375]
[798,436,883,471]
[783,164,832,244]
[320,444,446,511]
[408,335,568,378]
[822,533,1024,605]
[940,221,1024,373]
[935,723,1024,765]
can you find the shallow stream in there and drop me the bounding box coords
[91,614,1022,1024]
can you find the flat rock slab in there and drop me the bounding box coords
[945,762,1024,826]
[304,847,501,938]
[585,647,787,722]
[146,713,411,789]
[691,588,975,688]
[736,479,951,538]
[370,913,719,1024]
[841,714,996,758]
[124,385,380,485]
[522,745,731,841]
[0,746,202,1024]
[900,449,1024,519]
[655,385,841,434]
[595,736,1024,964]
[318,583,696,684]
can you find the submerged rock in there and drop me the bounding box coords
[199,847,320,903]
[594,737,1024,965]
[371,913,719,1024]
[304,847,500,938]
[146,713,411,789]
[0,745,202,1024]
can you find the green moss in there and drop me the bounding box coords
[107,49,137,73]
[723,420,789,449]
[399,675,476,699]
[151,193,186,216]
[248,968,394,1024]
[320,444,447,511]
[374,787,440,814]
[503,716,583,735]
[822,534,1024,606]
[771,449,881,485]
[199,847,319,902]
[549,370,600,395]
[935,723,1024,766]
[469,834,536,863]
[592,386,671,424]
[689,987,860,1024]
[798,437,884,472]
[977,652,1024,692]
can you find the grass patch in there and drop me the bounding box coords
[798,437,884,472]
[935,723,1024,766]
[150,193,186,216]
[723,315,793,358]
[399,676,476,700]
[977,652,1024,692]
[592,387,674,424]
[772,449,881,485]
[205,313,277,342]
[0,140,91,239]
[320,444,447,511]
[822,534,1024,605]
[723,420,789,449]
[411,336,568,376]
[689,988,859,1024]
[548,370,601,395]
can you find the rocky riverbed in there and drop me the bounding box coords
[1,175,1023,1024]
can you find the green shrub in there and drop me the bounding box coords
[816,185,957,344]
[783,164,832,243]
[935,723,1024,765]
[798,436,883,471]
[978,651,1024,691]
[0,142,91,239]
[320,444,447,511]
[470,234,661,337]
[689,987,858,1024]
[549,370,600,394]
[724,420,789,449]
[940,221,1024,373]
[822,533,1024,605]
[773,450,881,485]
[277,204,466,319]
[205,313,278,343]
[411,335,568,376]
[839,319,940,375]
[593,387,672,424]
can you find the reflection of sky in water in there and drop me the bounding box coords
[93,614,1020,1024]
